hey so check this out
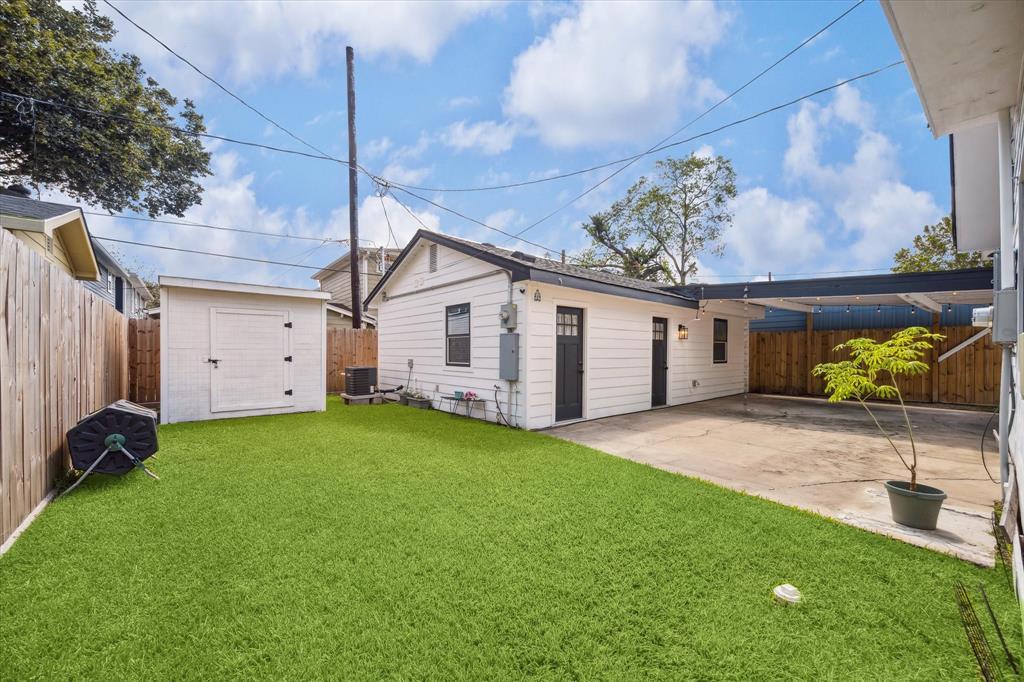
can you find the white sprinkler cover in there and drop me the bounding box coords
[773,583,802,605]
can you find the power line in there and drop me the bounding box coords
[83,211,350,243]
[102,0,334,160]
[0,91,340,163]
[381,1,866,195]
[94,235,350,273]
[387,184,568,257]
[511,58,903,240]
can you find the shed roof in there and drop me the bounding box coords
[0,194,99,280]
[160,276,332,300]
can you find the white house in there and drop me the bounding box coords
[159,276,330,424]
[366,231,760,430]
[882,0,1024,598]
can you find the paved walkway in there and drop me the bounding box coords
[546,394,1001,566]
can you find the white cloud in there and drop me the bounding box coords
[358,194,439,249]
[484,208,520,230]
[504,1,730,147]
[782,84,940,265]
[725,188,823,274]
[305,110,344,127]
[693,144,715,159]
[379,163,432,186]
[441,120,518,155]
[364,137,393,160]
[104,1,499,91]
[446,96,480,109]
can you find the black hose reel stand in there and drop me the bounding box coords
[62,400,160,498]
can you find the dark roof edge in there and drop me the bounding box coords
[364,230,699,310]
[528,269,699,308]
[675,266,994,300]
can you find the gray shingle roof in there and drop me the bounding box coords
[422,231,697,304]
[0,194,81,221]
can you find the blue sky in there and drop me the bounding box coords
[78,0,947,289]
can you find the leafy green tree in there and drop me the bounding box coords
[891,216,989,273]
[0,0,210,216]
[578,154,736,284]
[575,213,665,281]
[812,327,945,490]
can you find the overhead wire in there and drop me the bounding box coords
[101,0,335,160]
[385,0,866,195]
[83,211,350,243]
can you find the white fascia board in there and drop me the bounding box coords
[159,276,332,300]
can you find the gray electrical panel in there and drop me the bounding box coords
[993,288,1017,344]
[499,333,519,381]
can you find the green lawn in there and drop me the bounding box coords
[1,397,1018,680]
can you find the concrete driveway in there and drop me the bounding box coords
[546,394,1000,565]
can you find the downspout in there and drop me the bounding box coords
[996,108,1014,486]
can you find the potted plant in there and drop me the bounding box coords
[398,389,411,406]
[406,390,431,410]
[812,326,946,530]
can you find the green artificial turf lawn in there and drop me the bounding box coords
[1,397,1019,680]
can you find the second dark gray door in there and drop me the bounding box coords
[652,317,667,407]
[556,307,583,421]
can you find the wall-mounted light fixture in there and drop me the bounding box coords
[533,289,541,302]
[677,324,689,340]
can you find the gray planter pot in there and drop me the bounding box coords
[406,397,431,409]
[398,395,409,405]
[884,480,947,530]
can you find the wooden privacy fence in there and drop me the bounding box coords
[128,318,160,405]
[1,229,128,545]
[749,325,1001,406]
[326,328,377,392]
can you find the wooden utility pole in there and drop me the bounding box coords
[346,45,362,329]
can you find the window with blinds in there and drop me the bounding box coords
[713,318,728,364]
[446,303,471,366]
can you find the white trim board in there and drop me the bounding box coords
[160,276,331,300]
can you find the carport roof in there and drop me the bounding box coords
[673,267,993,313]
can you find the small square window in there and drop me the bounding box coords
[106,273,114,293]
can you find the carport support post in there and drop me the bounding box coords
[930,312,940,404]
[804,312,813,395]
[346,45,363,329]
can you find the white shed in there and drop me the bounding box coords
[159,276,330,424]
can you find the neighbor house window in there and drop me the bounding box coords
[713,318,728,364]
[446,303,470,366]
[106,272,114,293]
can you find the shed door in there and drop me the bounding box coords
[555,306,584,422]
[210,308,293,413]
[651,317,668,407]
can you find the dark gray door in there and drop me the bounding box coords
[555,307,583,421]
[652,317,667,407]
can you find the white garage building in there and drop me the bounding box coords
[366,231,760,430]
[159,277,330,424]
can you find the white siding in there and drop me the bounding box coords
[161,286,326,424]
[375,241,526,426]
[522,283,753,429]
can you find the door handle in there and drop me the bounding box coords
[207,358,220,367]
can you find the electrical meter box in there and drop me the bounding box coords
[993,289,1017,344]
[499,333,519,381]
[499,303,518,330]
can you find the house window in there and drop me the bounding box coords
[429,244,438,273]
[713,318,728,364]
[106,272,114,293]
[446,303,470,366]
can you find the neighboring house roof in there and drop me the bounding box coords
[0,192,99,280]
[91,239,133,279]
[128,272,154,302]
[326,302,377,325]
[365,230,700,309]
[311,246,404,281]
